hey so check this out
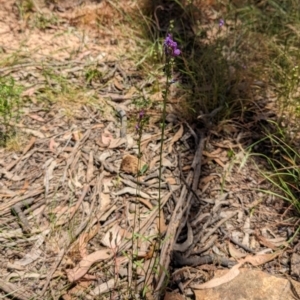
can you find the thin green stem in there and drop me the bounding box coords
[142,55,172,297]
[132,121,144,296]
[157,56,171,246]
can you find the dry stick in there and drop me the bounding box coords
[40,248,65,297]
[174,132,205,248]
[186,193,229,256]
[116,107,127,138]
[191,235,219,255]
[0,188,44,216]
[154,180,189,293]
[24,198,46,215]
[155,133,205,295]
[200,211,239,245]
[219,227,256,254]
[173,252,236,268]
[173,222,193,252]
[11,198,35,234]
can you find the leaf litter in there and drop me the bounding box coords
[0,0,299,299]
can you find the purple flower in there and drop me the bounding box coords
[219,19,225,27]
[173,48,180,56]
[164,34,181,57]
[136,110,146,132]
[139,110,145,119]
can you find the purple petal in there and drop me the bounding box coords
[173,49,181,56]
[164,33,181,57]
[139,110,145,119]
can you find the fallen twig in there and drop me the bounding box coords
[11,198,35,234]
[200,211,239,244]
[0,189,44,216]
[155,132,205,294]
[220,227,256,254]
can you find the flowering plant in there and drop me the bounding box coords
[164,34,181,57]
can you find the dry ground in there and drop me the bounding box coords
[0,1,300,299]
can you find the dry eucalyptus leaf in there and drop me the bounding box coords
[100,192,111,209]
[22,87,37,97]
[199,175,219,187]
[108,137,127,148]
[6,271,40,280]
[22,128,46,139]
[192,251,282,290]
[99,204,117,222]
[165,176,177,185]
[168,124,183,153]
[101,130,113,146]
[266,237,288,248]
[101,224,129,249]
[125,134,134,149]
[15,249,42,267]
[255,234,278,250]
[114,78,124,90]
[28,114,45,122]
[89,279,115,297]
[98,151,113,162]
[86,151,94,182]
[227,241,247,259]
[15,230,49,266]
[191,261,244,289]
[0,229,23,239]
[125,86,137,98]
[77,225,99,258]
[53,206,77,226]
[162,157,173,168]
[0,169,24,181]
[44,159,57,195]
[66,249,113,282]
[63,281,92,300]
[22,136,36,155]
[49,138,59,153]
[244,251,282,266]
[149,156,160,170]
[62,132,72,140]
[113,187,150,199]
[102,178,113,193]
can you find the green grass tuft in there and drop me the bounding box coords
[0,77,23,145]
